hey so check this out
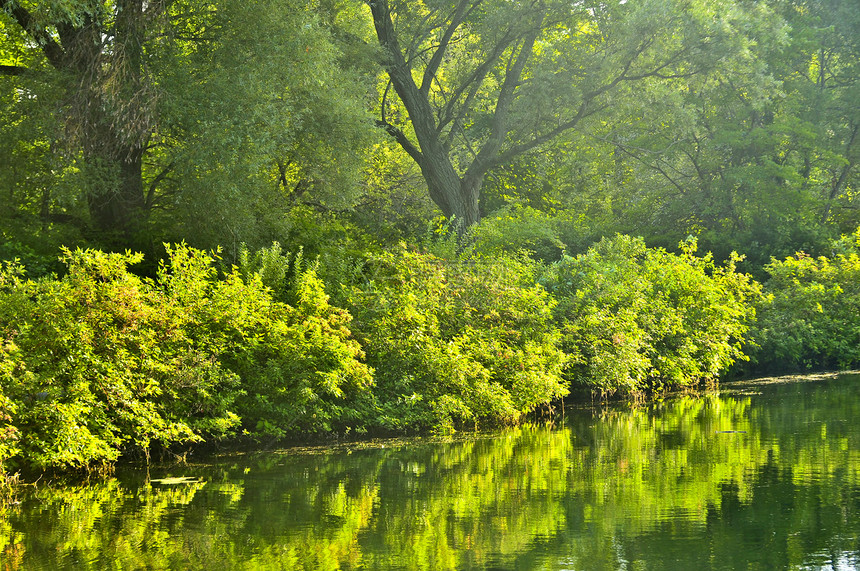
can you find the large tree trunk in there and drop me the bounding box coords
[416,149,482,229]
[370,0,542,234]
[457,173,483,228]
[9,0,151,239]
[85,144,147,237]
[370,0,482,232]
[84,0,149,239]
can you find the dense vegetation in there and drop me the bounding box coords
[1,0,858,475]
[753,230,860,371]
[544,236,759,394]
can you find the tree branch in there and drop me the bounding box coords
[611,141,690,196]
[376,119,424,166]
[438,27,518,136]
[462,22,541,183]
[493,101,601,167]
[822,121,859,223]
[484,33,708,172]
[145,161,175,209]
[420,0,476,95]
[1,0,66,69]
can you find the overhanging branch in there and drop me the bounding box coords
[0,0,66,69]
[376,119,424,166]
[420,0,476,95]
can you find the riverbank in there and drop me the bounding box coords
[4,231,860,479]
[1,237,759,478]
[5,369,855,490]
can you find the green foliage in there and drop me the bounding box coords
[469,204,565,262]
[157,0,376,249]
[237,241,295,300]
[345,245,567,433]
[0,0,376,254]
[227,254,373,438]
[563,0,860,270]
[349,140,440,247]
[545,235,760,394]
[753,230,860,371]
[0,249,207,470]
[0,244,371,473]
[0,312,21,477]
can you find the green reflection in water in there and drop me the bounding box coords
[2,374,859,570]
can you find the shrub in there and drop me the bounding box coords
[0,314,21,478]
[345,245,567,433]
[468,205,565,262]
[236,241,293,300]
[0,244,371,473]
[544,235,759,395]
[0,249,214,471]
[753,229,860,371]
[228,252,373,437]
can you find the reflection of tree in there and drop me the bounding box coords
[544,378,860,570]
[3,376,859,569]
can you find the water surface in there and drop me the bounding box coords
[3,373,859,569]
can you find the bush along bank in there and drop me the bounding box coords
[543,235,760,395]
[341,246,568,434]
[0,244,372,476]
[0,235,777,477]
[751,229,860,372]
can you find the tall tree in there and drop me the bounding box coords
[792,0,860,228]
[1,0,374,251]
[1,0,161,240]
[367,0,741,232]
[151,0,375,252]
[579,0,860,265]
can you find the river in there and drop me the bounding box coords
[2,373,859,570]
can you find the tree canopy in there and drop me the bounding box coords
[0,0,857,263]
[367,0,776,231]
[0,0,374,254]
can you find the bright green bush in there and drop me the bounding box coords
[345,245,567,433]
[237,241,293,300]
[228,254,373,437]
[231,242,374,435]
[0,249,214,470]
[468,205,565,262]
[753,230,860,371]
[0,244,371,473]
[0,303,21,477]
[544,235,759,394]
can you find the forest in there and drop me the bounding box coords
[0,0,858,476]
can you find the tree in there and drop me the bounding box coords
[150,0,375,253]
[0,0,375,251]
[788,0,860,229]
[576,0,860,267]
[367,0,742,233]
[0,0,161,240]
